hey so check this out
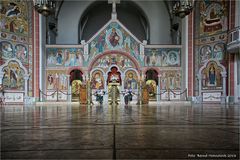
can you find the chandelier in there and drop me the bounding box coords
[172,0,194,18]
[33,0,56,16]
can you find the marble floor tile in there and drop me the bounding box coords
[1,103,239,159]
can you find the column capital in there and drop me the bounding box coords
[221,71,227,78]
[24,74,30,80]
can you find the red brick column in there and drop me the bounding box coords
[33,10,40,98]
[229,1,235,97]
[188,12,194,97]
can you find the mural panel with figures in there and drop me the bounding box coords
[199,43,225,64]
[46,70,68,90]
[2,60,25,90]
[91,70,105,89]
[195,0,228,95]
[92,54,135,72]
[0,1,29,36]
[89,22,140,60]
[144,48,181,67]
[201,61,223,90]
[0,0,33,97]
[159,70,182,90]
[1,41,28,64]
[46,48,83,67]
[199,1,228,36]
[124,71,138,89]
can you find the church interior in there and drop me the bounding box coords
[0,0,239,159]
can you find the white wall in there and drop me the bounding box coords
[134,1,171,44]
[56,0,171,44]
[235,0,240,27]
[56,1,91,44]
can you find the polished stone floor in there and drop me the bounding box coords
[1,103,239,159]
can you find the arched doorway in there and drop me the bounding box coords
[89,51,141,104]
[107,66,122,104]
[70,69,83,102]
[145,69,158,100]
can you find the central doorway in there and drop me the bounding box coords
[70,69,83,102]
[107,66,122,104]
[145,69,158,101]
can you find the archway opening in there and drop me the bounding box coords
[145,69,158,100]
[70,69,83,102]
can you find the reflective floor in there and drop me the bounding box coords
[1,103,239,159]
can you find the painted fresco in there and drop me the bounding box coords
[124,71,138,89]
[91,70,104,89]
[201,61,223,90]
[199,1,228,36]
[159,70,182,90]
[92,54,134,72]
[199,43,225,64]
[2,60,25,90]
[1,41,13,59]
[89,22,139,60]
[0,1,29,36]
[46,70,68,90]
[1,41,28,64]
[144,48,181,67]
[15,44,28,63]
[46,48,83,67]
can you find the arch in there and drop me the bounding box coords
[123,68,140,80]
[90,67,106,78]
[67,67,85,76]
[88,50,141,72]
[69,69,83,85]
[0,58,28,76]
[106,65,123,85]
[78,0,150,43]
[199,59,226,75]
[90,68,106,90]
[142,67,160,75]
[145,69,159,85]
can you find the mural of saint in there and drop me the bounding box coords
[108,28,120,47]
[47,52,56,66]
[200,46,212,63]
[47,74,54,89]
[107,67,121,84]
[213,44,224,61]
[124,72,137,89]
[1,42,13,59]
[91,72,104,89]
[15,44,27,63]
[208,64,216,85]
[56,50,63,65]
[2,61,24,90]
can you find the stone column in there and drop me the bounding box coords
[197,74,202,103]
[66,75,70,102]
[0,72,4,98]
[24,74,30,104]
[104,75,108,104]
[0,72,4,85]
[157,75,161,102]
[121,75,125,104]
[221,71,227,103]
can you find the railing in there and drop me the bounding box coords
[39,89,75,102]
[157,88,188,101]
[227,26,240,52]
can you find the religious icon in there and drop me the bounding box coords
[108,28,120,47]
[91,72,104,89]
[208,64,216,86]
[124,72,137,89]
